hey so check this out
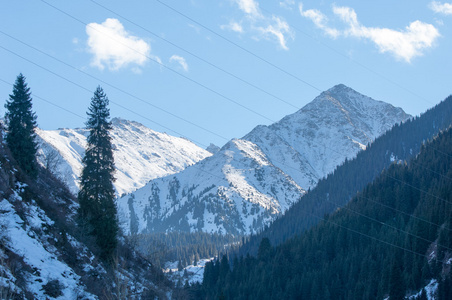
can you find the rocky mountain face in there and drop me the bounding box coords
[118,84,411,236]
[36,118,212,197]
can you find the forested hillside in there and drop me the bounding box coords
[200,122,452,299]
[239,95,452,256]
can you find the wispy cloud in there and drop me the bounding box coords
[170,55,188,72]
[257,16,294,50]
[299,3,440,62]
[222,0,294,50]
[299,3,340,38]
[86,18,152,71]
[235,0,262,19]
[429,1,452,15]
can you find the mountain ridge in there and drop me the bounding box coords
[118,84,410,236]
[36,117,212,196]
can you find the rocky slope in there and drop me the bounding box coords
[118,84,411,236]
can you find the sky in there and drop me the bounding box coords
[1,0,451,149]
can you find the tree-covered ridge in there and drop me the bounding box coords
[240,94,452,256]
[200,126,452,300]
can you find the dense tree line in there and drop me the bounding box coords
[239,94,452,257]
[132,232,241,268]
[200,125,452,299]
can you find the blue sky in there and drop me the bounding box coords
[1,0,451,148]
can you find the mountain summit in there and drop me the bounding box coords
[118,85,410,236]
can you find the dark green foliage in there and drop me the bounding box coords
[437,274,452,300]
[389,252,405,300]
[78,86,118,261]
[257,237,271,261]
[133,231,240,268]
[200,122,452,299]
[4,74,38,178]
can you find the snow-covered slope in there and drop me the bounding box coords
[36,118,212,196]
[118,84,411,236]
[120,138,304,236]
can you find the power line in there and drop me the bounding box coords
[259,5,434,106]
[0,46,208,147]
[409,159,452,182]
[3,44,451,259]
[155,0,323,93]
[39,0,276,124]
[324,195,452,252]
[89,0,300,110]
[0,78,86,121]
[385,172,452,207]
[5,38,450,205]
[0,39,317,188]
[4,36,449,202]
[0,30,230,143]
[3,3,451,245]
[39,0,445,170]
[0,33,316,180]
[310,212,431,260]
[354,193,452,233]
[0,43,310,201]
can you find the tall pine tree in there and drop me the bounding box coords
[78,86,118,261]
[4,74,38,178]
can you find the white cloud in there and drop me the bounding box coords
[86,18,151,71]
[221,21,244,33]
[333,6,440,62]
[299,3,340,38]
[257,16,294,50]
[170,55,189,72]
[429,1,452,15]
[299,3,440,62]
[235,0,262,19]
